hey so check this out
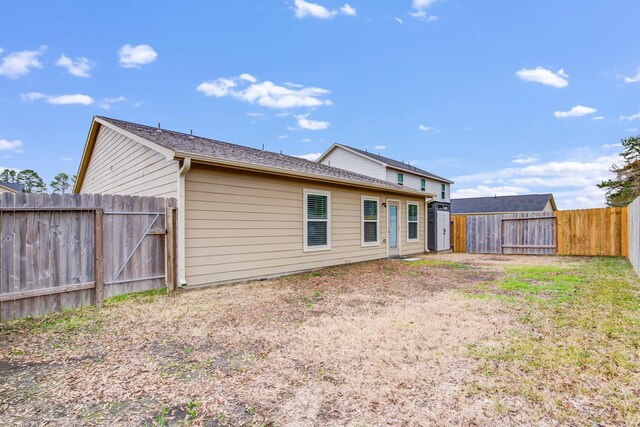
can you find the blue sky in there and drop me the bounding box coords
[1,1,639,208]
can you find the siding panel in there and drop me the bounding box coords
[80,125,179,198]
[319,146,387,180]
[185,166,426,286]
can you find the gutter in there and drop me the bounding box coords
[177,157,191,286]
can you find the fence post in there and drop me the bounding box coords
[95,209,104,308]
[166,207,176,293]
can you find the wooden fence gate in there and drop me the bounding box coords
[0,193,177,321]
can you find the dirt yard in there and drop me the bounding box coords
[1,254,639,426]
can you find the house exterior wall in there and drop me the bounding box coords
[386,168,450,202]
[184,164,425,286]
[79,125,179,198]
[319,146,387,181]
[0,186,16,194]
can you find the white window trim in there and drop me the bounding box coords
[303,189,332,252]
[361,196,380,247]
[397,172,404,185]
[420,178,426,192]
[407,202,420,242]
[386,199,401,257]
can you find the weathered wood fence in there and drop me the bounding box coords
[0,193,177,321]
[628,198,640,275]
[451,207,629,256]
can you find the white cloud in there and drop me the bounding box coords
[592,116,605,121]
[375,145,386,150]
[278,134,289,139]
[295,152,322,161]
[625,128,639,133]
[410,0,438,20]
[452,185,530,198]
[55,54,93,77]
[512,156,538,164]
[60,157,72,161]
[0,46,47,79]
[602,143,622,148]
[239,73,257,82]
[118,44,157,68]
[0,139,23,151]
[301,138,312,142]
[624,68,640,83]
[98,96,126,109]
[197,74,332,109]
[394,17,403,24]
[246,112,266,118]
[296,114,330,130]
[21,92,94,106]
[293,0,337,19]
[419,124,438,132]
[340,4,356,15]
[554,105,597,118]
[620,111,640,122]
[515,66,569,88]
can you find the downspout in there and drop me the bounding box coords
[177,157,191,286]
[425,196,434,252]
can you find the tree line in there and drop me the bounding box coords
[599,135,640,207]
[0,169,76,194]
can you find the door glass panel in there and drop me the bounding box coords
[389,205,397,248]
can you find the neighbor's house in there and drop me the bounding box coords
[0,182,23,194]
[74,117,434,288]
[451,194,557,216]
[317,144,454,252]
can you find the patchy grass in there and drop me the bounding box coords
[409,259,468,269]
[1,255,638,426]
[466,257,640,425]
[105,287,167,304]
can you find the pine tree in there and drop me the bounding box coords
[50,172,72,193]
[0,169,18,183]
[598,135,640,206]
[16,169,47,193]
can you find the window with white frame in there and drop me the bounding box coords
[420,179,426,192]
[441,183,446,199]
[362,197,379,245]
[407,202,419,241]
[397,172,404,185]
[304,190,331,250]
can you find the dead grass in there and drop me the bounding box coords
[0,254,638,426]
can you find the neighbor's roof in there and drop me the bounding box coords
[0,181,23,192]
[317,143,453,184]
[451,194,556,214]
[81,117,430,196]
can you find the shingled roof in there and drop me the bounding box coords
[0,182,23,192]
[95,117,426,195]
[322,143,453,184]
[451,194,556,214]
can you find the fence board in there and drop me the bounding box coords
[0,193,177,321]
[451,216,466,253]
[556,207,627,256]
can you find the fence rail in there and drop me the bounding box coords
[0,193,177,321]
[451,207,629,257]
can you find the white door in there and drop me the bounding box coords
[437,210,450,251]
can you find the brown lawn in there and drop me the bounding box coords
[1,254,638,426]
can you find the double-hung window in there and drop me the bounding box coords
[397,173,404,185]
[407,202,419,241]
[304,190,331,251]
[420,179,426,192]
[441,183,446,200]
[362,197,379,246]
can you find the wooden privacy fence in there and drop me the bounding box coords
[0,193,177,321]
[451,207,629,257]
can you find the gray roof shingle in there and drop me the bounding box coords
[97,116,425,195]
[451,194,555,214]
[0,182,23,192]
[333,144,453,184]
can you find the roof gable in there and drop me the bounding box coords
[0,182,22,192]
[451,194,556,214]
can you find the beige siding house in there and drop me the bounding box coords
[0,182,22,194]
[75,117,433,287]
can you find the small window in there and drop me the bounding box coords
[407,203,419,241]
[397,172,404,186]
[304,190,331,251]
[420,179,426,192]
[441,183,446,199]
[362,197,379,246]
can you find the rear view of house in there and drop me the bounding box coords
[317,144,454,252]
[75,116,434,288]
